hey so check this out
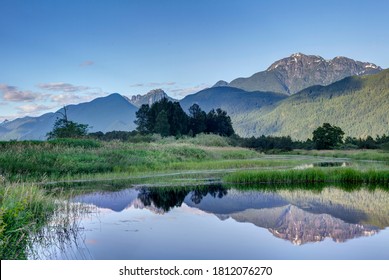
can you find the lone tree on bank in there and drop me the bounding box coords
[46,106,89,139]
[312,123,344,150]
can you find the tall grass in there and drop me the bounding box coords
[0,139,262,182]
[289,149,389,163]
[2,139,388,184]
[224,168,389,184]
[0,183,56,259]
[176,133,231,147]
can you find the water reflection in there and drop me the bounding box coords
[29,201,96,260]
[33,184,389,259]
[72,185,389,244]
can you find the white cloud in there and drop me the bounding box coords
[0,82,107,122]
[130,82,176,87]
[37,82,90,92]
[0,84,44,102]
[50,93,83,104]
[16,104,54,114]
[130,83,145,87]
[50,91,106,105]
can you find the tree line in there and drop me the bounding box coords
[46,104,389,151]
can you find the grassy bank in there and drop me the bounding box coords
[2,137,389,184]
[0,183,56,259]
[287,149,389,163]
[0,137,267,182]
[224,168,389,184]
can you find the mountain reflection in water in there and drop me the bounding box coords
[72,185,388,246]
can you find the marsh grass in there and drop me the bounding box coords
[0,139,263,182]
[28,199,95,260]
[224,168,389,185]
[3,139,388,183]
[289,149,389,163]
[0,183,56,259]
[0,181,93,259]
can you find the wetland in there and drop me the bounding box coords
[1,135,388,259]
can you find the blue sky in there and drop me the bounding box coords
[1,0,389,121]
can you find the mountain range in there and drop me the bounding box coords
[235,69,389,139]
[0,93,138,140]
[0,53,387,140]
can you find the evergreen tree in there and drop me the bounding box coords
[154,109,170,137]
[206,108,234,136]
[169,102,189,136]
[188,103,206,135]
[134,104,151,134]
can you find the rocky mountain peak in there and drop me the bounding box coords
[129,89,176,107]
[212,80,229,87]
[264,53,382,94]
[267,53,325,72]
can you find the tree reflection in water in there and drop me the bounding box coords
[138,184,227,211]
[29,183,389,259]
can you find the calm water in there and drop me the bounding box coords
[31,184,389,260]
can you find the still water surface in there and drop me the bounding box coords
[31,184,389,259]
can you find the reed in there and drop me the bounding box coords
[0,183,56,259]
[224,168,389,184]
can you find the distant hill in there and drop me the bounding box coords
[128,89,177,107]
[0,113,57,141]
[180,86,287,116]
[238,69,389,140]
[0,93,138,140]
[224,53,382,94]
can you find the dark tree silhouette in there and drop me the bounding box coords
[134,99,234,137]
[134,104,151,134]
[188,103,207,136]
